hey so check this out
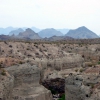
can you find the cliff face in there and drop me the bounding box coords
[0,64,52,100]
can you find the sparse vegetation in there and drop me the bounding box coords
[98,61,100,64]
[1,69,6,76]
[75,69,78,72]
[79,68,84,73]
[59,94,65,100]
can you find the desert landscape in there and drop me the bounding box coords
[0,0,100,100]
[0,38,100,100]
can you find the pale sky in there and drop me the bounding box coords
[0,0,100,35]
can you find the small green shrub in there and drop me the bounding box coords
[98,61,100,64]
[59,94,65,100]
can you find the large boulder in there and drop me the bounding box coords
[0,64,52,100]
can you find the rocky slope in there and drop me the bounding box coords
[65,26,99,39]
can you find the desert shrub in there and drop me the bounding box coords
[91,84,94,89]
[79,68,84,73]
[59,94,65,100]
[82,55,84,58]
[75,69,78,72]
[27,48,30,50]
[98,61,100,64]
[86,62,92,67]
[9,45,12,48]
[19,61,23,64]
[1,69,6,76]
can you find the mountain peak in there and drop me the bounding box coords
[26,28,34,32]
[18,28,41,39]
[77,26,89,31]
[65,26,99,39]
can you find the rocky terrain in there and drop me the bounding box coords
[0,39,100,100]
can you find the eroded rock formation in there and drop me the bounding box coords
[65,72,100,100]
[0,64,52,100]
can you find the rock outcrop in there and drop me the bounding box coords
[0,64,52,100]
[34,53,84,80]
[65,73,100,100]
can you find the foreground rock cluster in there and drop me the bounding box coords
[0,64,52,100]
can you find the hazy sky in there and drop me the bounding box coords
[0,0,100,35]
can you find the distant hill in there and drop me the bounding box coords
[0,27,17,35]
[65,26,99,39]
[44,35,73,41]
[0,35,18,40]
[57,29,69,34]
[38,28,63,38]
[9,28,24,36]
[0,35,11,40]
[18,28,41,39]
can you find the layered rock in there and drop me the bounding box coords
[0,64,52,100]
[35,53,84,80]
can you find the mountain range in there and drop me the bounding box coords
[0,26,99,40]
